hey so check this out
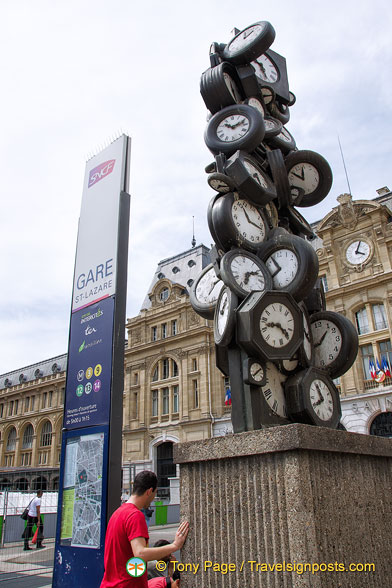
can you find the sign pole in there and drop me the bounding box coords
[53,135,131,587]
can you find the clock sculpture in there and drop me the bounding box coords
[190,20,359,433]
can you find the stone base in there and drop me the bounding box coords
[174,424,392,588]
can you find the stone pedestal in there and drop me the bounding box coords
[174,424,392,588]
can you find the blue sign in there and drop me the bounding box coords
[64,296,114,429]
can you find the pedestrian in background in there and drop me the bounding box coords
[22,490,45,550]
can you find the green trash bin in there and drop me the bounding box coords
[154,500,167,525]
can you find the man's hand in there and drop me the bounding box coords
[172,521,189,551]
[171,580,180,588]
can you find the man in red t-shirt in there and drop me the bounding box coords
[100,471,189,588]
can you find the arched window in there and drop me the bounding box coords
[40,421,52,447]
[370,412,392,437]
[22,424,34,449]
[6,427,16,451]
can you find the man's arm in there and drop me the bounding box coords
[36,504,41,520]
[131,521,189,562]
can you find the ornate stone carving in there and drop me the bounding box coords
[337,193,358,229]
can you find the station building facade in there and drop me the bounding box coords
[1,191,392,493]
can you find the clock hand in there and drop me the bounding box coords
[208,279,220,295]
[315,383,325,403]
[314,330,328,348]
[268,257,281,278]
[220,298,228,314]
[304,329,311,342]
[291,167,305,181]
[265,322,290,339]
[355,241,361,254]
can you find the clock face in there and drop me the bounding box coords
[345,240,371,265]
[229,254,267,293]
[246,97,265,117]
[261,87,274,104]
[223,72,242,102]
[277,127,293,143]
[311,319,342,368]
[309,379,334,421]
[208,172,235,194]
[243,160,269,189]
[260,302,295,348]
[288,163,320,195]
[250,361,265,382]
[231,199,267,245]
[217,114,250,142]
[228,24,264,52]
[252,54,279,82]
[216,290,229,336]
[265,249,299,289]
[282,357,299,373]
[261,362,287,417]
[195,267,223,304]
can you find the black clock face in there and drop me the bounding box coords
[207,172,236,194]
[243,356,267,386]
[214,286,238,346]
[222,21,276,65]
[236,290,303,361]
[211,192,268,252]
[285,367,342,428]
[189,264,224,320]
[285,150,333,207]
[224,151,276,205]
[204,104,265,156]
[310,311,359,379]
[220,248,272,299]
[259,231,319,301]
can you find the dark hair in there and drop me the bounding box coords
[37,490,43,497]
[132,470,158,496]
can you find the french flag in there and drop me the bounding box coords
[369,360,376,380]
[382,356,391,378]
[225,387,232,406]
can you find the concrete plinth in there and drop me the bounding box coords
[174,424,392,588]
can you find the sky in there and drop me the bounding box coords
[1,0,391,373]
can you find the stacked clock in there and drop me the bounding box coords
[190,20,359,433]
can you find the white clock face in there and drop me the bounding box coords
[228,24,263,52]
[277,127,293,143]
[309,379,334,421]
[217,114,250,142]
[260,302,295,348]
[231,199,266,244]
[250,361,264,382]
[196,268,223,304]
[230,255,266,293]
[216,291,229,335]
[261,87,274,104]
[288,163,320,195]
[265,249,299,289]
[243,160,268,189]
[223,72,242,102]
[246,97,265,117]
[311,319,342,368]
[345,240,371,265]
[282,357,299,373]
[252,54,279,82]
[261,362,287,417]
[209,177,231,193]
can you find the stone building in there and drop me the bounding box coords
[1,192,392,492]
[312,188,392,436]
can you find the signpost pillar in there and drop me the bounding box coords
[52,135,131,587]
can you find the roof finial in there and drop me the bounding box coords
[191,216,196,248]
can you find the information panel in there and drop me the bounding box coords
[64,297,114,429]
[60,432,105,548]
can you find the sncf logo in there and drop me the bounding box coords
[88,159,115,188]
